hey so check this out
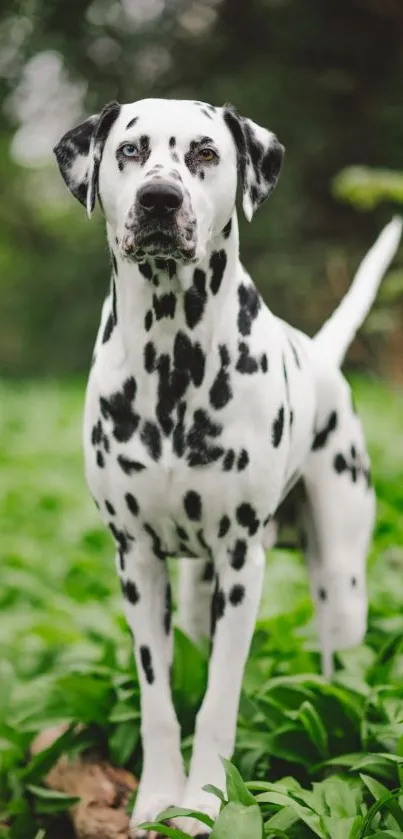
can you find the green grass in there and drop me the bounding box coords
[0,377,403,839]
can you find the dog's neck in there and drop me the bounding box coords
[106,212,243,354]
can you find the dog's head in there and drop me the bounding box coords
[54,98,284,265]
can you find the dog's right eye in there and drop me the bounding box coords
[120,143,139,158]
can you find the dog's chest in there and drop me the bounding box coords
[84,300,316,557]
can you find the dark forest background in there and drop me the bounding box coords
[1,0,403,378]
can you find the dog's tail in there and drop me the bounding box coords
[313,216,402,367]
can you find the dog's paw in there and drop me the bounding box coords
[130,791,184,838]
[172,791,220,837]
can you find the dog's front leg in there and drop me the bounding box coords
[177,543,266,836]
[121,548,186,837]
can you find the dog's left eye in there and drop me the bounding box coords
[120,143,139,158]
[198,148,217,162]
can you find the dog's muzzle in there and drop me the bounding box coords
[121,178,197,263]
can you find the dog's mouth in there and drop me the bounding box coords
[121,222,196,263]
[137,227,178,255]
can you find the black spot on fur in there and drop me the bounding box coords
[122,579,140,605]
[173,401,186,458]
[100,378,139,442]
[174,331,205,387]
[218,515,231,538]
[138,260,153,281]
[223,449,235,471]
[229,584,245,606]
[141,420,162,461]
[117,455,146,474]
[102,312,115,344]
[237,449,249,471]
[222,218,232,239]
[209,345,232,409]
[237,284,261,336]
[164,583,172,634]
[154,334,205,438]
[176,524,188,542]
[211,578,225,636]
[312,411,338,451]
[126,116,138,130]
[236,341,259,374]
[197,528,213,558]
[231,539,247,570]
[140,645,154,684]
[260,354,268,373]
[144,341,157,373]
[144,310,153,332]
[184,490,202,521]
[109,522,134,555]
[125,492,139,516]
[202,559,215,583]
[351,576,357,588]
[184,269,207,329]
[186,408,224,467]
[97,451,105,468]
[105,500,115,516]
[272,405,285,448]
[169,136,176,147]
[318,587,327,602]
[91,420,103,446]
[210,250,227,295]
[334,453,347,474]
[139,135,151,165]
[144,523,168,560]
[153,292,176,320]
[236,503,260,536]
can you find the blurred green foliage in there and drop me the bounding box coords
[334,168,403,211]
[0,377,402,837]
[0,0,403,375]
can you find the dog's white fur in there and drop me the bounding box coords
[54,98,402,837]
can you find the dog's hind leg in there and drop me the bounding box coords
[177,558,214,646]
[300,388,376,677]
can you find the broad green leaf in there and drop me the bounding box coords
[203,784,227,805]
[264,805,298,830]
[322,776,363,818]
[108,720,139,765]
[297,701,329,758]
[156,807,214,829]
[221,758,257,807]
[210,802,262,839]
[255,791,326,838]
[322,816,360,839]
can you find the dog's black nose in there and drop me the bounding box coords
[138,181,183,215]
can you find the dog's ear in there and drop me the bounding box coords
[53,101,121,217]
[223,104,284,221]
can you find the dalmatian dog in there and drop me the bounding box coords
[54,97,401,837]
